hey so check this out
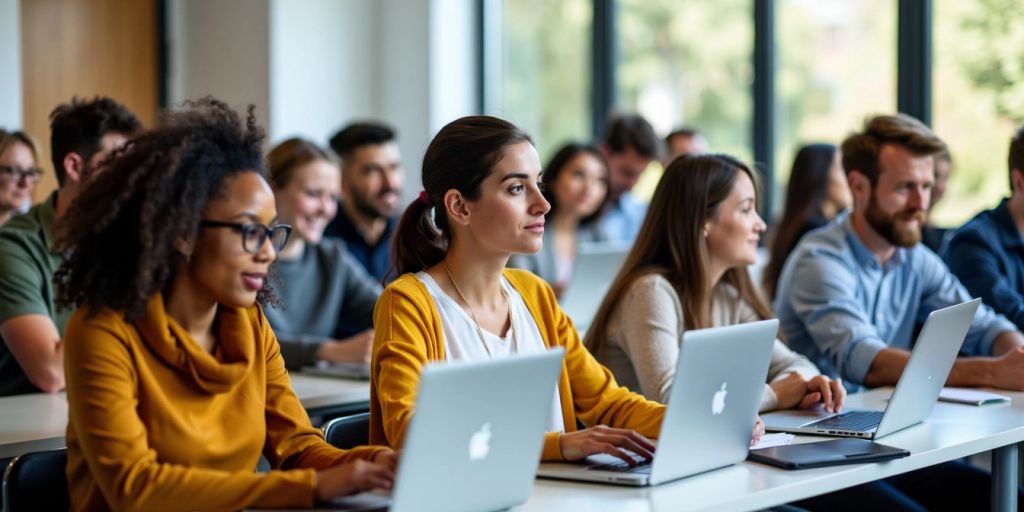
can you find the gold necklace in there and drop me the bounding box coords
[441,259,516,358]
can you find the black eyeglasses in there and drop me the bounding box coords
[0,165,44,184]
[199,220,292,254]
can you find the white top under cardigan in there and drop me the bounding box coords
[597,273,819,411]
[416,272,566,432]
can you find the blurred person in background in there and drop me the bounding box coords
[0,129,43,226]
[762,143,852,299]
[509,142,609,297]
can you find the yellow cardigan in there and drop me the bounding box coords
[370,268,665,460]
[64,294,385,511]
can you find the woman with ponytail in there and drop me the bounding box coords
[370,116,764,467]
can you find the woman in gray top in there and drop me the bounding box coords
[585,154,846,413]
[508,143,608,297]
[264,138,381,370]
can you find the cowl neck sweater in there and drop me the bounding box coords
[134,293,254,394]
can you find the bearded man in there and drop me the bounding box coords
[774,114,1024,392]
[325,122,403,283]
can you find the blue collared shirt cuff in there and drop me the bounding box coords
[981,319,1017,356]
[844,338,890,385]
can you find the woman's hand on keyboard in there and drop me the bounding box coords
[802,375,845,413]
[558,425,656,465]
[315,456,395,501]
[770,372,845,413]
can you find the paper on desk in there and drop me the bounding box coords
[751,433,794,450]
[938,387,1010,406]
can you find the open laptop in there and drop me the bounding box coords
[332,349,564,512]
[536,320,778,486]
[300,362,371,380]
[762,298,981,439]
[558,243,629,331]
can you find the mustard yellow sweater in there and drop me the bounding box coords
[64,294,386,511]
[370,268,665,460]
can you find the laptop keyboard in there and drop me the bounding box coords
[805,410,883,432]
[587,457,653,474]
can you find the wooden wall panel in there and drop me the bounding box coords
[21,0,158,201]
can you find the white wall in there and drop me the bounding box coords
[166,0,271,130]
[268,0,376,145]
[376,0,479,204]
[374,0,432,205]
[0,0,21,128]
[429,0,479,131]
[165,0,481,206]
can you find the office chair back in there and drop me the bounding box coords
[2,448,69,512]
[321,412,370,450]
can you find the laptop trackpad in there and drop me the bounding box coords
[329,490,391,511]
[763,407,837,429]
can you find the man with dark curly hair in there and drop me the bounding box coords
[0,96,141,396]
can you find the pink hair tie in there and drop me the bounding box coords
[418,190,432,206]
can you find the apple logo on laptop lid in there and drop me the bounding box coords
[712,383,728,415]
[469,423,492,461]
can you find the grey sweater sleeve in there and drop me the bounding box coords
[337,248,382,333]
[614,275,683,404]
[729,293,820,411]
[265,240,380,371]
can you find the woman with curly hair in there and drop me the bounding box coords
[55,99,395,511]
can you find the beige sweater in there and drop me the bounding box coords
[598,273,819,411]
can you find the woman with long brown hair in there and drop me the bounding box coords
[585,154,845,413]
[762,143,851,299]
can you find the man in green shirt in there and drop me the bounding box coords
[0,97,141,395]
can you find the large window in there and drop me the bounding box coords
[484,0,1014,225]
[616,0,753,199]
[484,0,592,162]
[774,0,896,201]
[931,0,1024,227]
[616,0,753,161]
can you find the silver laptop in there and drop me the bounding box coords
[558,243,629,331]
[536,320,778,486]
[300,362,371,380]
[762,298,981,439]
[332,349,564,512]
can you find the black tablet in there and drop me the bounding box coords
[747,438,910,470]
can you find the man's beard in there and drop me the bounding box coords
[865,194,925,247]
[350,189,396,220]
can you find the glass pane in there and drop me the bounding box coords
[931,0,1024,227]
[487,0,592,162]
[617,0,753,200]
[617,0,754,161]
[775,0,896,212]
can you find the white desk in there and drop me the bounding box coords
[0,392,67,458]
[290,373,370,416]
[0,373,370,459]
[515,388,1024,512]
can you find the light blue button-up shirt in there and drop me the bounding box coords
[599,191,648,244]
[774,211,1016,390]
